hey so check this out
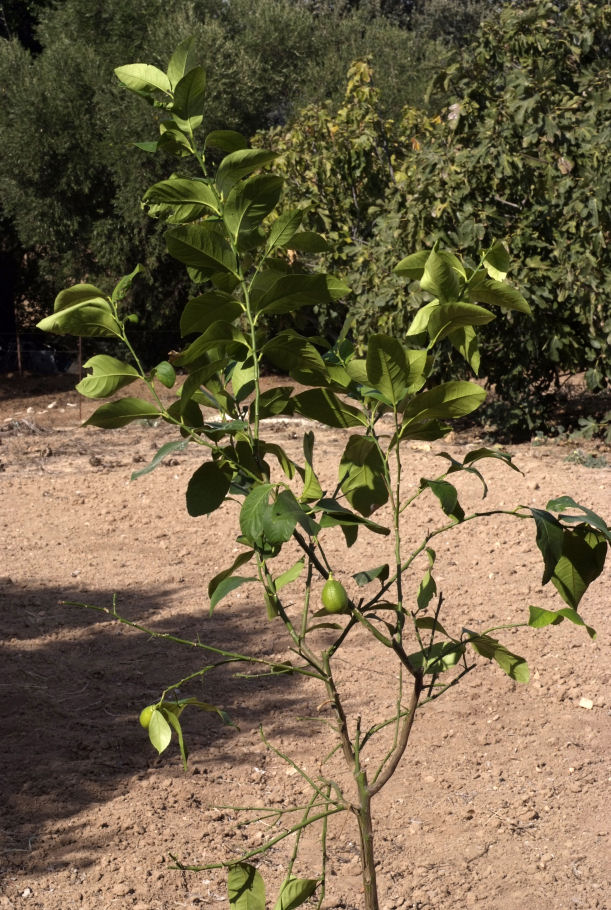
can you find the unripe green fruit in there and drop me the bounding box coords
[139,705,156,729]
[321,577,349,614]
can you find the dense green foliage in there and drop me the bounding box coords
[265,0,610,434]
[0,0,451,348]
[37,42,609,909]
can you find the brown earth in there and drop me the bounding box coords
[0,374,609,910]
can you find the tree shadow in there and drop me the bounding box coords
[0,579,316,873]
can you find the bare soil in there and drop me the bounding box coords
[1,375,609,910]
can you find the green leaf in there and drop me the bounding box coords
[131,439,190,479]
[208,549,255,600]
[339,435,388,516]
[262,331,329,386]
[317,498,390,538]
[415,615,447,636]
[261,442,295,479]
[366,335,409,405]
[273,876,318,910]
[148,709,172,754]
[164,710,189,771]
[545,496,611,542]
[111,264,144,303]
[240,484,273,543]
[400,381,486,426]
[420,479,464,522]
[416,569,437,612]
[287,231,329,252]
[275,558,305,591]
[420,249,463,301]
[292,388,366,428]
[37,285,121,338]
[264,490,318,544]
[210,575,257,613]
[393,249,429,280]
[352,564,389,587]
[550,525,607,609]
[528,605,596,639]
[300,430,323,501]
[448,325,480,373]
[153,361,176,389]
[408,640,464,674]
[466,633,529,683]
[254,274,334,318]
[426,302,494,347]
[172,321,249,367]
[180,291,243,337]
[228,864,266,910]
[166,224,238,276]
[224,175,283,241]
[114,63,172,96]
[468,279,531,314]
[529,508,565,585]
[483,240,510,281]
[167,37,196,89]
[186,461,231,517]
[266,209,303,253]
[172,66,206,129]
[255,386,295,420]
[76,355,139,399]
[143,178,220,214]
[216,149,277,197]
[205,130,249,152]
[84,397,160,428]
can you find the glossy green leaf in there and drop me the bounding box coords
[208,550,255,601]
[172,66,206,129]
[352,564,389,587]
[420,479,464,522]
[216,149,277,197]
[448,325,480,373]
[224,175,283,241]
[393,249,429,280]
[420,249,463,301]
[339,435,388,516]
[468,279,531,314]
[84,397,160,428]
[366,335,410,405]
[262,332,329,386]
[401,381,486,425]
[115,63,172,96]
[483,240,510,281]
[546,496,611,542]
[273,876,318,910]
[466,633,529,683]
[205,130,249,152]
[153,361,176,388]
[228,864,265,910]
[143,178,219,213]
[254,273,334,317]
[148,709,172,754]
[275,558,305,591]
[292,388,366,428]
[426,301,494,347]
[550,525,607,609]
[131,439,190,479]
[37,285,121,338]
[287,231,329,252]
[408,640,464,675]
[180,291,243,337]
[255,386,295,420]
[416,569,437,612]
[300,430,323,501]
[528,604,596,639]
[265,209,303,253]
[111,264,144,303]
[167,37,196,89]
[186,461,231,517]
[415,615,448,636]
[76,355,139,399]
[166,224,238,276]
[240,484,273,543]
[529,508,565,585]
[210,573,257,612]
[173,321,249,367]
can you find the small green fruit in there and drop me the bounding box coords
[321,577,349,614]
[139,705,156,729]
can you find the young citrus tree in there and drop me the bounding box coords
[38,40,609,910]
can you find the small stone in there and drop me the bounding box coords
[578,697,594,710]
[21,888,32,899]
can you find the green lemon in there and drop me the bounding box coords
[321,577,349,614]
[139,705,156,729]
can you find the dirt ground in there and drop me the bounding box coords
[1,374,609,910]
